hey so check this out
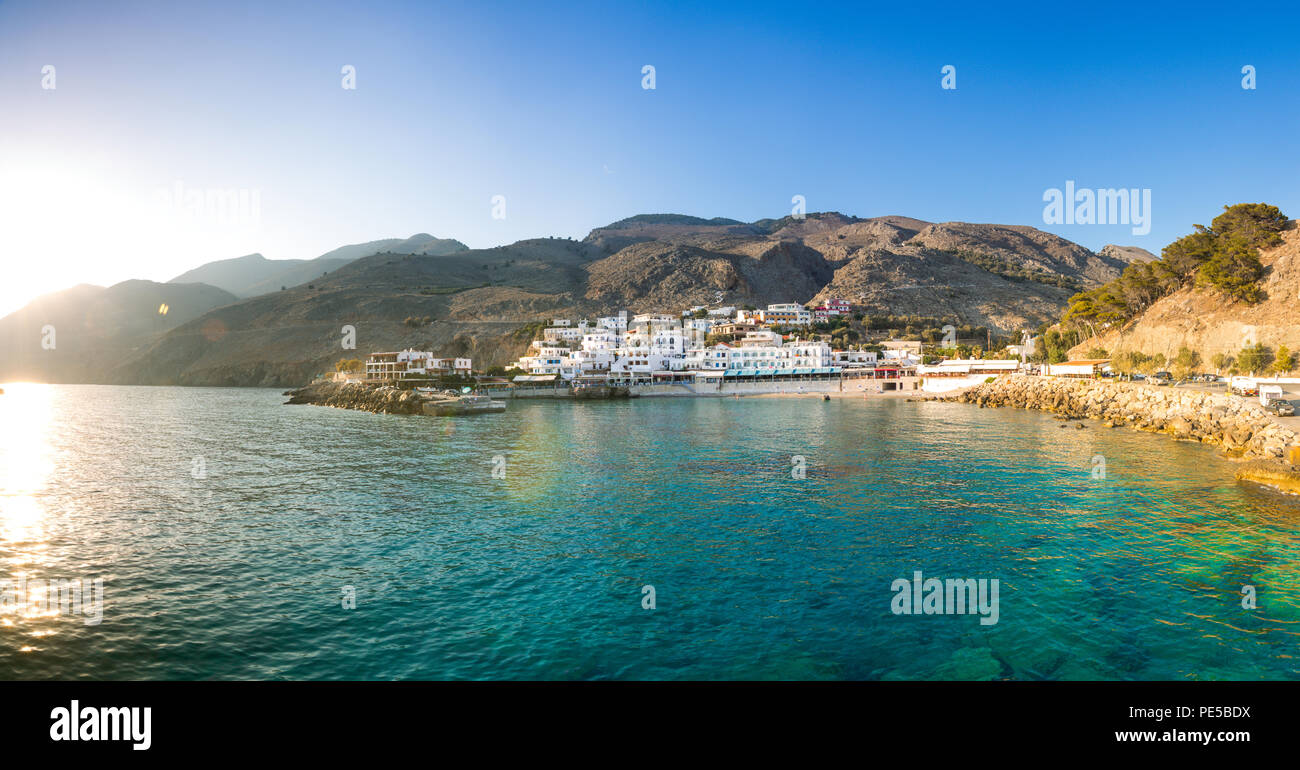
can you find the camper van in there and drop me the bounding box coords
[1259,384,1283,406]
[1230,376,1258,397]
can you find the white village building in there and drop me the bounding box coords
[366,350,472,380]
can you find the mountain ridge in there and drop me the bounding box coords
[2,213,1144,386]
[167,234,470,298]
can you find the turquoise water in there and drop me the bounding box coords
[1,383,1298,680]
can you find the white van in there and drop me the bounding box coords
[1259,384,1283,406]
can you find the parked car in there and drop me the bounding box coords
[1263,400,1296,417]
[1149,371,1172,386]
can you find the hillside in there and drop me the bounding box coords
[168,253,354,298]
[1068,222,1300,363]
[3,213,1140,386]
[167,235,469,298]
[0,280,238,383]
[110,239,600,386]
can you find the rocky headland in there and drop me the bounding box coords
[284,381,430,415]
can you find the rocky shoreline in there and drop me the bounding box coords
[284,381,431,415]
[927,376,1300,494]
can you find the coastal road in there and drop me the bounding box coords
[1168,379,1300,432]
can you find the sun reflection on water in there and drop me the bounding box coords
[0,383,55,547]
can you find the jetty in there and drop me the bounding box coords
[284,381,505,416]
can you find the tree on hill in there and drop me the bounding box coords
[1208,203,1288,249]
[1274,345,1295,374]
[1061,202,1284,333]
[1157,227,1218,280]
[1197,235,1264,303]
[1236,343,1274,375]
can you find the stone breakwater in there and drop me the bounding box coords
[939,376,1300,493]
[284,381,428,415]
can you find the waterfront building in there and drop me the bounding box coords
[683,344,730,371]
[713,333,835,373]
[512,307,886,385]
[366,350,472,380]
[918,358,1022,392]
[514,341,572,376]
[832,349,878,367]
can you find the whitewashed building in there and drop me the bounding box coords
[366,350,472,379]
[596,312,629,333]
[512,308,845,383]
[758,303,813,326]
[919,359,1022,393]
[544,321,587,342]
[832,349,878,367]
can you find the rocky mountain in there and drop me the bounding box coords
[583,213,1129,334]
[0,280,238,383]
[381,233,470,256]
[1069,223,1300,363]
[167,235,469,298]
[2,213,1139,387]
[1098,244,1157,264]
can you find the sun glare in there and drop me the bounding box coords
[0,382,56,546]
[0,157,263,317]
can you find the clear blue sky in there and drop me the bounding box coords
[1,0,1298,312]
